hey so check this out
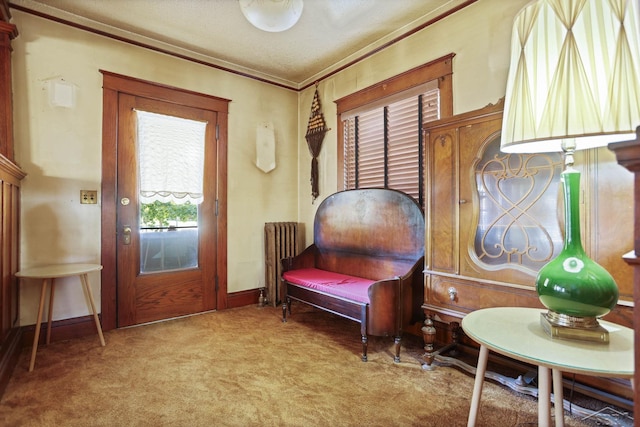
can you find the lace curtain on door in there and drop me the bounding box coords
[136,110,206,205]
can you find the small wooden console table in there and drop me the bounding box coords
[462,307,633,427]
[16,263,106,371]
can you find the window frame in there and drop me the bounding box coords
[335,54,454,190]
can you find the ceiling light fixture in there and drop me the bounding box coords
[239,0,304,33]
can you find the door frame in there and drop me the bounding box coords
[100,70,230,331]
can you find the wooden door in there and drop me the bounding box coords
[116,94,217,326]
[100,70,230,330]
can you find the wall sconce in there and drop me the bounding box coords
[48,78,76,109]
[256,122,276,173]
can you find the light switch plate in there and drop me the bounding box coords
[80,190,98,204]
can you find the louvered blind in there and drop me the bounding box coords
[357,108,385,188]
[342,85,440,207]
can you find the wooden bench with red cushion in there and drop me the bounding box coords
[281,188,425,362]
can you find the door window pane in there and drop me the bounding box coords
[136,111,205,273]
[140,201,199,273]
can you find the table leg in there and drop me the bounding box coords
[46,278,55,345]
[29,278,48,372]
[80,273,105,347]
[538,365,551,427]
[552,369,564,427]
[467,344,489,427]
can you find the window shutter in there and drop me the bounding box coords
[341,85,440,207]
[422,89,440,123]
[387,96,420,199]
[343,117,357,189]
[356,108,385,189]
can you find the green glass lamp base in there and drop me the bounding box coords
[540,311,609,344]
[536,168,618,334]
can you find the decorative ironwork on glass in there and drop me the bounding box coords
[473,138,564,271]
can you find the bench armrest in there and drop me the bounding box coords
[367,277,401,335]
[281,245,317,272]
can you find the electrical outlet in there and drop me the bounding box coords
[80,190,98,204]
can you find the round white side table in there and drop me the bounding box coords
[16,263,106,371]
[462,307,633,427]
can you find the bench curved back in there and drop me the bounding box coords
[313,188,425,280]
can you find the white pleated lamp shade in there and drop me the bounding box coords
[501,0,640,154]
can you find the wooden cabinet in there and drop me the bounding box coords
[424,100,546,319]
[422,100,635,401]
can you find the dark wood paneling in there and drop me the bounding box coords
[0,2,24,397]
[0,21,16,162]
[0,327,20,396]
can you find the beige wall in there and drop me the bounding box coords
[12,0,531,325]
[296,0,530,242]
[12,11,299,324]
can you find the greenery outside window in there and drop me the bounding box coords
[140,201,198,228]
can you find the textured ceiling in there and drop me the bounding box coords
[9,0,471,89]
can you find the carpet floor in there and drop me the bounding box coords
[0,304,597,426]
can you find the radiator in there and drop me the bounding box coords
[264,222,299,307]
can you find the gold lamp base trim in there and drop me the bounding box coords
[540,311,609,344]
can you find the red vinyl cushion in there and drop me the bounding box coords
[283,268,374,304]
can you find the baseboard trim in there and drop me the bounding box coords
[21,315,101,347]
[19,290,261,347]
[227,288,260,309]
[0,327,22,396]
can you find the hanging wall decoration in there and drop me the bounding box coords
[305,84,329,202]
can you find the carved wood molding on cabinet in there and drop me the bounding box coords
[420,99,635,402]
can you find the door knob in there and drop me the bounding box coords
[123,225,132,245]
